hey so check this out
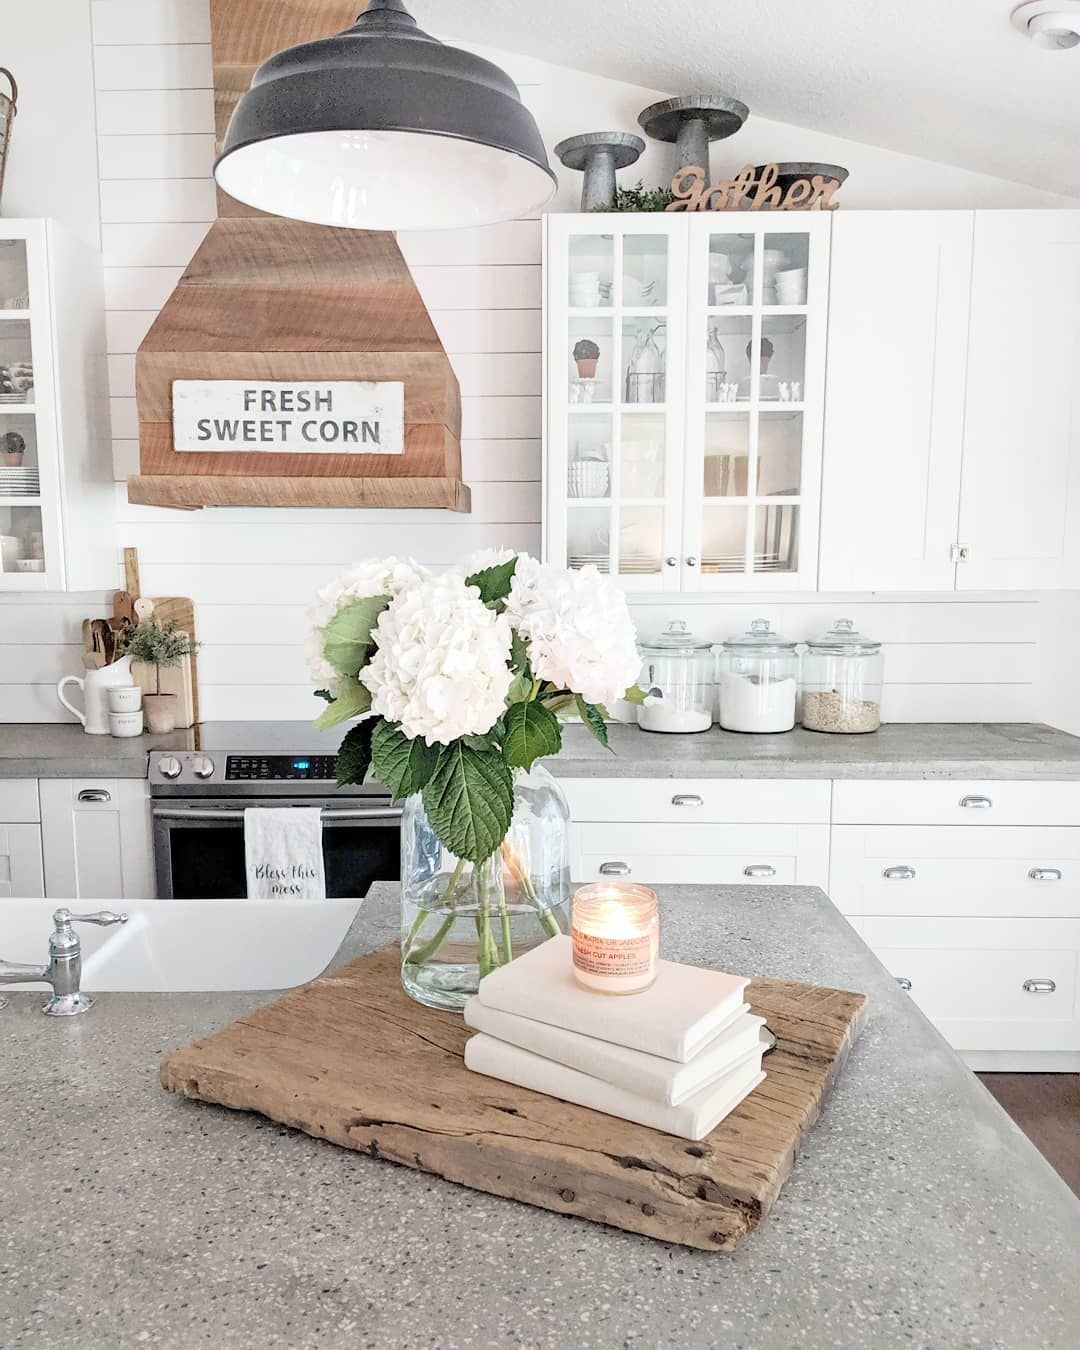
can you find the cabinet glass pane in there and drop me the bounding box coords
[567,506,611,573]
[704,412,751,497]
[754,504,800,572]
[622,318,666,405]
[763,232,809,306]
[707,232,755,305]
[761,314,806,400]
[569,317,612,404]
[0,412,38,482]
[567,414,611,499]
[757,411,803,496]
[568,234,613,308]
[701,506,749,574]
[621,413,665,499]
[0,239,29,309]
[0,504,45,577]
[619,506,663,576]
[706,316,753,402]
[0,318,34,404]
[623,235,667,308]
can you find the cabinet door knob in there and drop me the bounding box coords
[672,793,704,807]
[1022,978,1057,995]
[896,977,912,992]
[685,556,698,568]
[1028,867,1063,882]
[664,556,678,568]
[77,788,111,804]
[959,795,992,809]
[743,864,776,879]
[598,861,631,877]
[883,865,916,880]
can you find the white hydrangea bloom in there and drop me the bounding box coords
[306,557,428,684]
[505,560,640,706]
[453,546,521,577]
[360,574,513,745]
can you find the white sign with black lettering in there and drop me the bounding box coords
[172,380,405,454]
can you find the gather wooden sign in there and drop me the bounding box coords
[666,163,843,213]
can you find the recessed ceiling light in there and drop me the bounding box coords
[1012,0,1080,49]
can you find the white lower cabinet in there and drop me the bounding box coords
[0,780,44,898]
[39,779,153,900]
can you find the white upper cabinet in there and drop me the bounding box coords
[957,211,1080,590]
[545,213,828,592]
[819,211,973,591]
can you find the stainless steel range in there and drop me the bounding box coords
[149,722,401,899]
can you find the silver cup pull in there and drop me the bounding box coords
[77,788,112,804]
[959,794,992,809]
[598,861,631,877]
[672,793,704,807]
[883,865,916,880]
[1022,978,1056,994]
[1028,867,1063,882]
[743,864,776,879]
[896,977,912,992]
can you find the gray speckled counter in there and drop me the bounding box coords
[3,719,1080,781]
[2,882,1078,1350]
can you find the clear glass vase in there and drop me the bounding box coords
[400,763,571,1011]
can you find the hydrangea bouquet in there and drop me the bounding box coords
[308,549,644,1001]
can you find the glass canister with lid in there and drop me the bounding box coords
[637,620,715,734]
[716,619,798,733]
[801,618,884,734]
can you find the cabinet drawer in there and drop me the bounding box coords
[560,778,830,825]
[862,915,1080,1052]
[831,825,1080,917]
[832,779,1080,827]
[0,779,40,823]
[573,822,828,887]
[0,823,45,897]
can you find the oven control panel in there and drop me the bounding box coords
[225,755,337,782]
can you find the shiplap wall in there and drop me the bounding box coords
[0,0,1069,723]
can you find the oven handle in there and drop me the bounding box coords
[152,806,403,822]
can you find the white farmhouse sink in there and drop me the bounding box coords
[0,897,363,992]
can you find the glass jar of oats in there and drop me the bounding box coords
[801,619,883,734]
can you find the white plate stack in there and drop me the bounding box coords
[0,466,39,495]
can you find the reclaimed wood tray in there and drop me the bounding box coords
[161,945,868,1251]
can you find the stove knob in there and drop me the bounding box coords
[158,756,183,780]
[192,755,216,780]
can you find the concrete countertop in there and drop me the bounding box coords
[3,882,1078,1350]
[2,719,1080,780]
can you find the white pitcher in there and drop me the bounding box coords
[57,656,134,735]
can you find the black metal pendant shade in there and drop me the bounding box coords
[215,0,557,231]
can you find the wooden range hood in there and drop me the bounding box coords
[129,0,469,512]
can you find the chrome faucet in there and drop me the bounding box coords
[0,908,128,1016]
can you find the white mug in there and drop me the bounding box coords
[57,655,134,735]
[108,685,143,714]
[109,710,145,738]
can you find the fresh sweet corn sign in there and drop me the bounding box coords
[171,380,405,454]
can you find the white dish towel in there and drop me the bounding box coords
[243,807,327,900]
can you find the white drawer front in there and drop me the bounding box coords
[0,779,40,824]
[577,853,797,886]
[831,825,1080,917]
[832,780,1080,827]
[560,778,830,825]
[863,916,1080,1052]
[0,823,45,897]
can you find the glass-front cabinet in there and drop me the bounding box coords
[545,212,829,592]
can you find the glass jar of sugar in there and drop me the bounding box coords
[801,618,883,734]
[636,620,715,734]
[716,619,798,733]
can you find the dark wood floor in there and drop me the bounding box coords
[977,1073,1080,1196]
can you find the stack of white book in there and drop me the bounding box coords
[464,935,768,1142]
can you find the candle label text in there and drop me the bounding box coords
[171,380,406,454]
[571,928,654,977]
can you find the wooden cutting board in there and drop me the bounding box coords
[160,945,868,1251]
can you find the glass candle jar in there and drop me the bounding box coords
[637,619,715,734]
[716,619,798,733]
[801,618,884,734]
[572,882,659,995]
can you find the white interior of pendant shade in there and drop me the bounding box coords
[215,129,556,231]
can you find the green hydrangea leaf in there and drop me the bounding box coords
[622,683,648,705]
[575,695,612,750]
[323,595,390,678]
[502,700,562,772]
[466,556,518,607]
[313,679,371,729]
[371,720,440,800]
[336,717,378,787]
[509,630,531,675]
[422,743,515,864]
[313,688,335,704]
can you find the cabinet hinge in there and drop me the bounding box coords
[950,543,970,563]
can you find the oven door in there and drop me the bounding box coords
[152,797,401,899]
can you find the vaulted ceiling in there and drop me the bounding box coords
[423,0,1080,196]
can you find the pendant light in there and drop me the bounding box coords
[214,0,557,231]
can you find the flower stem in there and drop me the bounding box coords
[500,841,563,938]
[402,856,467,967]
